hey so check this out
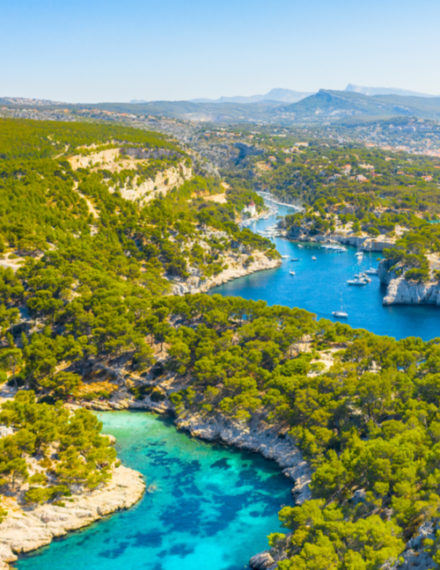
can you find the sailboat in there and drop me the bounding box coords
[332,294,348,318]
[332,309,348,318]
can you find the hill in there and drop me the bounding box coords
[279,89,440,124]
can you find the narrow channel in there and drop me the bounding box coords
[211,197,440,340]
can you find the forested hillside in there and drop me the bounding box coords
[0,118,276,527]
[2,118,440,568]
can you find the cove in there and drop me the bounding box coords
[211,199,440,341]
[17,411,293,570]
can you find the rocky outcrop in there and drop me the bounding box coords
[249,551,275,569]
[385,520,438,569]
[379,261,440,305]
[0,465,145,568]
[171,251,281,295]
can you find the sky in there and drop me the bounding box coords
[2,0,440,102]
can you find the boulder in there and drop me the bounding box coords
[249,551,275,569]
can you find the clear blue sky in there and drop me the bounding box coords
[2,0,440,102]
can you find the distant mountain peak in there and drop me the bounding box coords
[345,84,436,98]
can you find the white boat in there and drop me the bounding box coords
[365,267,378,275]
[281,254,289,259]
[289,270,296,276]
[358,273,371,283]
[347,277,368,286]
[311,256,317,261]
[332,310,348,318]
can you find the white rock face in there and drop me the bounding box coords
[379,262,440,305]
[115,163,192,205]
[0,465,145,568]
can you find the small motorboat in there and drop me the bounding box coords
[290,257,300,262]
[289,270,296,276]
[311,256,317,261]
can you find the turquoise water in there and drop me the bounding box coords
[211,201,440,341]
[18,412,292,570]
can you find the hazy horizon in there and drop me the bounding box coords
[3,82,440,106]
[3,0,440,103]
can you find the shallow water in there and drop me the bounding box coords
[18,412,292,570]
[211,201,440,340]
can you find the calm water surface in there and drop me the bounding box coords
[18,412,292,570]
[211,200,440,340]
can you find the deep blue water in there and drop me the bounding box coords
[211,200,440,341]
[18,412,292,570]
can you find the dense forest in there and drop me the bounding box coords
[1,118,440,568]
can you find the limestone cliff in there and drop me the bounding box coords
[379,260,440,305]
[115,162,192,205]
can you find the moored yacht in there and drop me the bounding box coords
[365,267,378,275]
[332,310,348,318]
[347,276,368,286]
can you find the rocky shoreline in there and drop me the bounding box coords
[89,394,311,503]
[0,465,145,569]
[171,251,281,295]
[175,412,311,504]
